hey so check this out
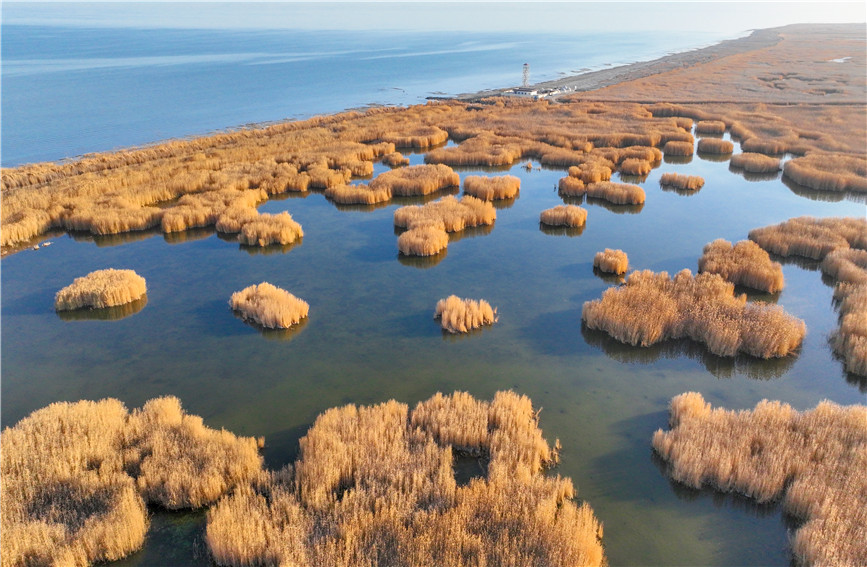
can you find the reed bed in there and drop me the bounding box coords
[323,183,391,205]
[55,269,147,311]
[582,269,806,358]
[237,212,303,247]
[1,397,263,567]
[653,392,867,566]
[540,205,588,228]
[434,295,498,333]
[568,162,613,184]
[698,239,785,293]
[821,248,867,285]
[748,216,867,260]
[393,195,496,233]
[462,175,520,200]
[619,158,652,176]
[206,391,605,567]
[659,172,704,191]
[783,153,867,193]
[663,141,694,157]
[381,125,449,148]
[558,176,586,197]
[381,151,410,167]
[694,120,726,135]
[593,249,629,275]
[821,249,867,376]
[585,181,646,205]
[730,152,781,173]
[398,225,450,257]
[229,282,309,329]
[696,138,734,154]
[368,163,459,196]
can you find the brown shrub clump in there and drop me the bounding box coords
[653,392,867,566]
[237,212,303,247]
[594,249,629,275]
[55,269,147,311]
[206,391,605,567]
[229,282,310,329]
[369,163,459,197]
[783,153,867,193]
[663,141,694,156]
[324,183,391,205]
[398,225,450,257]
[434,295,498,333]
[698,239,785,293]
[730,152,781,173]
[586,181,646,205]
[1,397,263,567]
[748,216,867,260]
[582,269,806,358]
[540,205,588,228]
[659,172,705,191]
[697,138,734,154]
[694,120,726,135]
[463,175,520,200]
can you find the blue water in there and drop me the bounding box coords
[1,3,735,166]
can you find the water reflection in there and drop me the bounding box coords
[580,325,796,380]
[56,296,148,321]
[592,267,625,284]
[727,165,780,182]
[659,184,701,197]
[781,176,866,203]
[163,227,215,245]
[539,222,585,237]
[663,155,693,165]
[239,239,302,256]
[696,151,731,163]
[397,250,447,269]
[585,196,645,215]
[231,311,309,340]
[69,228,160,247]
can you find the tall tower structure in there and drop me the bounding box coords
[522,63,530,88]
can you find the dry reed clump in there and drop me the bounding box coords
[462,175,520,201]
[381,151,410,167]
[1,397,263,567]
[568,162,613,184]
[652,392,867,566]
[206,391,605,567]
[369,164,459,196]
[783,153,867,193]
[398,225,450,257]
[696,138,734,154]
[393,194,496,233]
[619,158,652,176]
[323,183,391,205]
[434,295,498,333]
[55,269,147,311]
[694,120,726,135]
[585,181,646,205]
[663,141,694,156]
[237,212,303,247]
[821,248,867,286]
[659,172,705,191]
[381,125,449,148]
[229,282,309,329]
[698,239,785,293]
[821,249,867,376]
[594,248,629,275]
[748,216,867,260]
[582,269,806,358]
[730,152,781,173]
[558,175,586,197]
[540,205,588,228]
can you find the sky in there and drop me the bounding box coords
[2,2,865,33]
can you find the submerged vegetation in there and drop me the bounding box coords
[54,268,147,311]
[229,282,309,330]
[206,391,605,567]
[653,392,867,566]
[582,269,806,358]
[434,295,498,334]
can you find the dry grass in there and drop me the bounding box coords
[1,397,263,567]
[55,269,147,311]
[369,164,459,197]
[653,392,867,566]
[540,205,588,228]
[381,125,449,148]
[659,172,704,191]
[398,225,450,257]
[582,269,806,358]
[229,282,309,329]
[783,153,867,193]
[206,391,605,567]
[568,162,613,184]
[434,295,498,333]
[697,138,734,154]
[558,175,587,197]
[237,212,303,247]
[381,151,410,167]
[663,141,694,156]
[698,239,785,293]
[324,183,391,205]
[619,158,652,176]
[695,120,726,135]
[594,249,629,275]
[586,181,646,205]
[748,216,867,260]
[730,152,781,173]
[462,175,520,200]
[394,195,496,233]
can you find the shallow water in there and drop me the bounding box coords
[3,131,865,565]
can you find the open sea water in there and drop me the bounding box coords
[2,3,865,567]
